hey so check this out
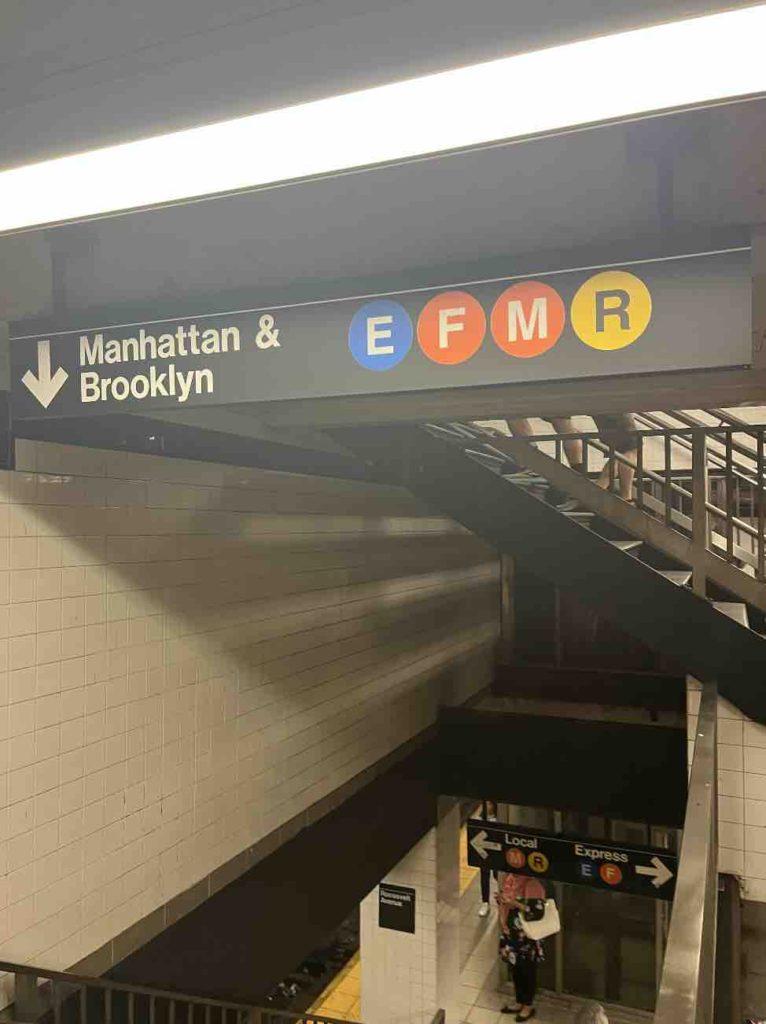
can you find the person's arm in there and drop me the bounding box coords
[497,886,524,933]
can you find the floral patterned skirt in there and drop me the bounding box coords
[498,912,546,966]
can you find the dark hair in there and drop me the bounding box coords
[574,1003,608,1024]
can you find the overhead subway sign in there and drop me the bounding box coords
[10,249,751,418]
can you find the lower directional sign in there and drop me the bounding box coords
[467,819,677,901]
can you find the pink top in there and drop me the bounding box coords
[497,873,546,933]
[500,874,546,902]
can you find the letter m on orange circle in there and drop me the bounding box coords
[491,281,565,358]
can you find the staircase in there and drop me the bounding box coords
[342,416,766,722]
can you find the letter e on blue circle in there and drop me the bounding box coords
[349,300,412,371]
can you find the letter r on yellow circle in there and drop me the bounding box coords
[571,271,652,351]
[529,852,549,873]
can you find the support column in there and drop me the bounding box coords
[499,554,515,665]
[691,430,709,598]
[360,800,460,1024]
[753,230,766,371]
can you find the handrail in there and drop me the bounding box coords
[706,407,763,441]
[477,420,766,583]
[655,410,761,467]
[634,413,761,488]
[481,429,761,541]
[0,960,361,1024]
[0,960,251,1011]
[654,682,718,1024]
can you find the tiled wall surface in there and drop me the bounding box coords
[688,679,766,901]
[0,440,499,974]
[360,802,460,1024]
[743,899,766,1015]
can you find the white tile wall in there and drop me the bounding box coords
[0,441,499,973]
[360,803,460,1024]
[688,677,766,901]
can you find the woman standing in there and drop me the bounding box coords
[497,872,547,1022]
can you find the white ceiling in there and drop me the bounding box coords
[3,0,766,327]
[0,0,760,168]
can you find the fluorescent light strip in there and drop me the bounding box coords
[3,4,766,233]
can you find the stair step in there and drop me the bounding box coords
[610,539,643,554]
[659,569,693,586]
[467,450,506,473]
[502,473,549,485]
[714,601,749,627]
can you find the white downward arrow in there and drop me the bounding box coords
[636,856,674,888]
[22,340,68,409]
[470,829,503,860]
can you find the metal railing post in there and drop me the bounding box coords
[692,431,709,597]
[654,683,718,1024]
[500,553,515,665]
[53,981,63,1024]
[725,432,735,562]
[664,433,673,526]
[758,428,765,581]
[15,973,44,1022]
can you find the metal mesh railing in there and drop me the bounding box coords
[0,963,364,1024]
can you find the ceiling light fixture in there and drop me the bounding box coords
[2,4,766,233]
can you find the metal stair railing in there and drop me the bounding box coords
[471,421,766,598]
[643,410,762,480]
[654,682,718,1024]
[0,962,360,1024]
[633,412,761,489]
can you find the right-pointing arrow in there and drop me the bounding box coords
[469,829,502,860]
[22,339,68,409]
[636,856,674,888]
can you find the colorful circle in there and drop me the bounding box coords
[491,281,566,358]
[417,291,486,365]
[527,852,550,874]
[570,270,652,351]
[599,863,623,886]
[506,849,526,870]
[348,299,413,370]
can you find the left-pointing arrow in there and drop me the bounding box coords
[469,829,503,860]
[22,340,68,409]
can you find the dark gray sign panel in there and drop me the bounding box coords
[378,883,416,933]
[10,249,750,419]
[466,819,677,901]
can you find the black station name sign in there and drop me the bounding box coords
[467,819,677,901]
[378,883,416,934]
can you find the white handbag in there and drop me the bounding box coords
[520,898,561,940]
